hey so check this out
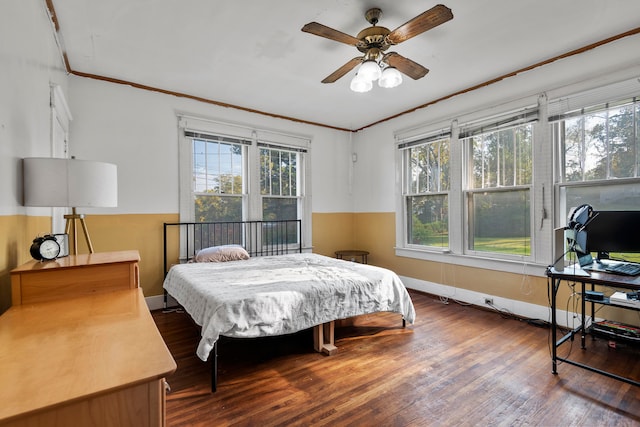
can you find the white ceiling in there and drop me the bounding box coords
[50,0,640,131]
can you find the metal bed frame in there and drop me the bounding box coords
[162,219,302,391]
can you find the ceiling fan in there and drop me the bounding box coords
[301,4,453,91]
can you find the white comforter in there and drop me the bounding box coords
[163,253,416,361]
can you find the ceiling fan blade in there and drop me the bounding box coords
[384,52,429,80]
[387,4,453,45]
[302,22,361,46]
[321,57,363,83]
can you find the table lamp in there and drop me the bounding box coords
[23,157,118,255]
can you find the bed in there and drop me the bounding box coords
[162,220,416,391]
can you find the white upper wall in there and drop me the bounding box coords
[6,1,640,218]
[67,76,354,214]
[351,34,640,213]
[0,1,69,216]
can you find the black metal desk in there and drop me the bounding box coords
[547,266,640,386]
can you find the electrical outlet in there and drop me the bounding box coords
[484,298,494,305]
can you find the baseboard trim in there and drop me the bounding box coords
[401,275,579,328]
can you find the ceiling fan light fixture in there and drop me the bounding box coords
[378,66,403,88]
[358,60,382,82]
[350,73,373,93]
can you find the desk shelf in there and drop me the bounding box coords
[584,295,640,312]
[589,325,640,345]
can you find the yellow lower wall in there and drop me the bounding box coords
[347,212,549,308]
[311,212,356,257]
[2,211,635,325]
[0,215,51,313]
[0,211,563,310]
[69,213,179,298]
[346,212,638,325]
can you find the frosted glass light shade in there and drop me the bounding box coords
[358,60,382,81]
[23,158,118,208]
[350,74,373,93]
[378,67,403,88]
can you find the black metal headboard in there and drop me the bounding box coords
[163,220,302,276]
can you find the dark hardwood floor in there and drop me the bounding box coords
[153,290,640,426]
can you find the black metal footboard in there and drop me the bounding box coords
[162,219,302,392]
[163,219,302,308]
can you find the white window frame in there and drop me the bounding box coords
[461,114,536,262]
[399,131,451,251]
[190,131,250,222]
[258,141,306,222]
[394,77,640,276]
[178,115,312,250]
[551,90,640,226]
[395,95,551,276]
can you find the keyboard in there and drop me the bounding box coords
[605,262,640,276]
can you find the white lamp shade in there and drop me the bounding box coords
[358,60,382,81]
[378,67,403,88]
[23,158,118,208]
[350,74,373,93]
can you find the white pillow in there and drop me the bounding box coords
[194,245,250,262]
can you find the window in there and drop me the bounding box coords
[178,116,311,249]
[190,132,248,222]
[462,114,535,257]
[395,78,640,272]
[260,143,301,222]
[553,96,640,215]
[396,107,538,264]
[400,135,450,248]
[552,96,640,261]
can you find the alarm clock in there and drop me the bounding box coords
[30,234,61,261]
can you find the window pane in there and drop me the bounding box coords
[193,139,207,192]
[583,111,607,180]
[192,137,244,222]
[407,194,449,248]
[608,104,637,179]
[193,138,243,194]
[409,140,450,193]
[469,190,530,256]
[470,125,532,189]
[263,197,298,245]
[563,116,586,182]
[194,194,242,222]
[261,148,299,197]
[263,197,297,221]
[562,182,640,220]
[562,182,640,262]
[561,101,639,182]
[404,138,450,250]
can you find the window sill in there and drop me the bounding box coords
[394,247,548,277]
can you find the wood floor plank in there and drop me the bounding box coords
[154,290,640,426]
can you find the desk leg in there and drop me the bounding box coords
[580,281,587,349]
[551,277,558,375]
[590,283,596,342]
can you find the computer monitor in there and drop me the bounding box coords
[585,210,640,258]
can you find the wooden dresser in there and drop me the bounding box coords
[1,250,176,426]
[0,288,176,427]
[10,250,140,305]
